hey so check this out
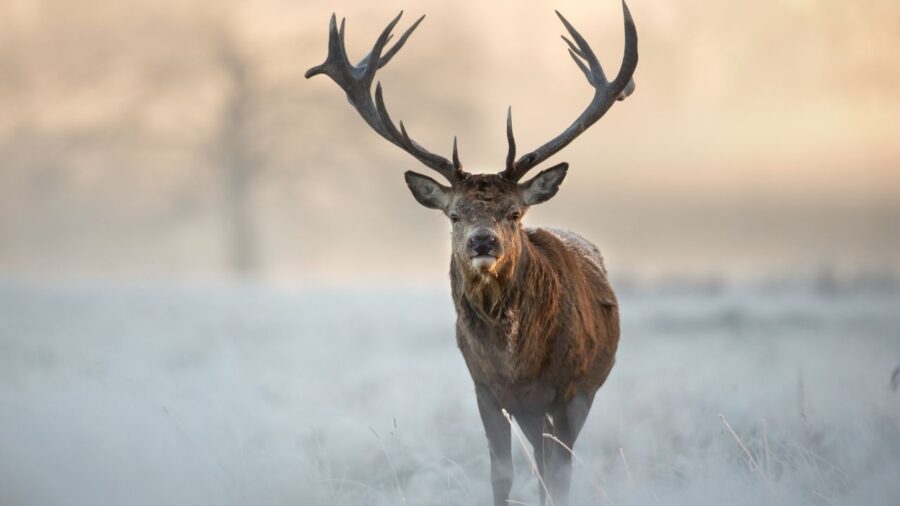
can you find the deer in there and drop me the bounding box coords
[306,2,637,505]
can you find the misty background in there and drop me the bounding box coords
[2,1,900,506]
[1,0,897,283]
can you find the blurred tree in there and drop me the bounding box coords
[213,32,262,276]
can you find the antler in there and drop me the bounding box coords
[501,0,638,182]
[305,12,468,184]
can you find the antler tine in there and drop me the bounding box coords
[355,15,424,70]
[373,81,405,139]
[505,107,516,172]
[502,0,638,182]
[561,35,585,59]
[306,12,467,184]
[613,0,638,99]
[379,15,425,69]
[304,14,348,80]
[556,10,607,85]
[338,18,349,63]
[373,83,464,183]
[400,121,466,181]
[360,12,403,85]
[565,46,594,86]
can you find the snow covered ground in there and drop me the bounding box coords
[0,280,898,506]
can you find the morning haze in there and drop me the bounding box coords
[1,0,898,283]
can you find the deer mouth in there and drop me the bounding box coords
[470,255,499,271]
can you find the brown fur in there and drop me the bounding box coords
[404,170,620,505]
[452,226,619,411]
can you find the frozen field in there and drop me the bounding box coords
[1,280,899,506]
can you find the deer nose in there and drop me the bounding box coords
[468,229,498,257]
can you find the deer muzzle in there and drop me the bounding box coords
[467,228,502,271]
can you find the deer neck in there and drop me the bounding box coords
[452,231,562,379]
[452,231,542,325]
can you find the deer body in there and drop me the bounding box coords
[453,221,620,505]
[454,226,619,400]
[307,3,637,504]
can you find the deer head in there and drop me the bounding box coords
[306,2,638,278]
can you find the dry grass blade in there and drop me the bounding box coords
[543,433,615,506]
[718,414,760,473]
[369,426,407,504]
[762,418,771,477]
[502,409,555,506]
[619,448,632,487]
[441,456,475,502]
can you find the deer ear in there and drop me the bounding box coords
[404,171,450,210]
[521,162,568,205]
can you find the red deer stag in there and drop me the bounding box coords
[306,2,637,504]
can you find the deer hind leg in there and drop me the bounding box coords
[516,412,554,506]
[546,391,596,506]
[475,385,512,506]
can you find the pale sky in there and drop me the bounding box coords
[0,0,897,282]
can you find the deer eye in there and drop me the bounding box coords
[450,214,460,224]
[508,211,521,222]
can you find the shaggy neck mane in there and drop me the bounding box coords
[453,230,563,369]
